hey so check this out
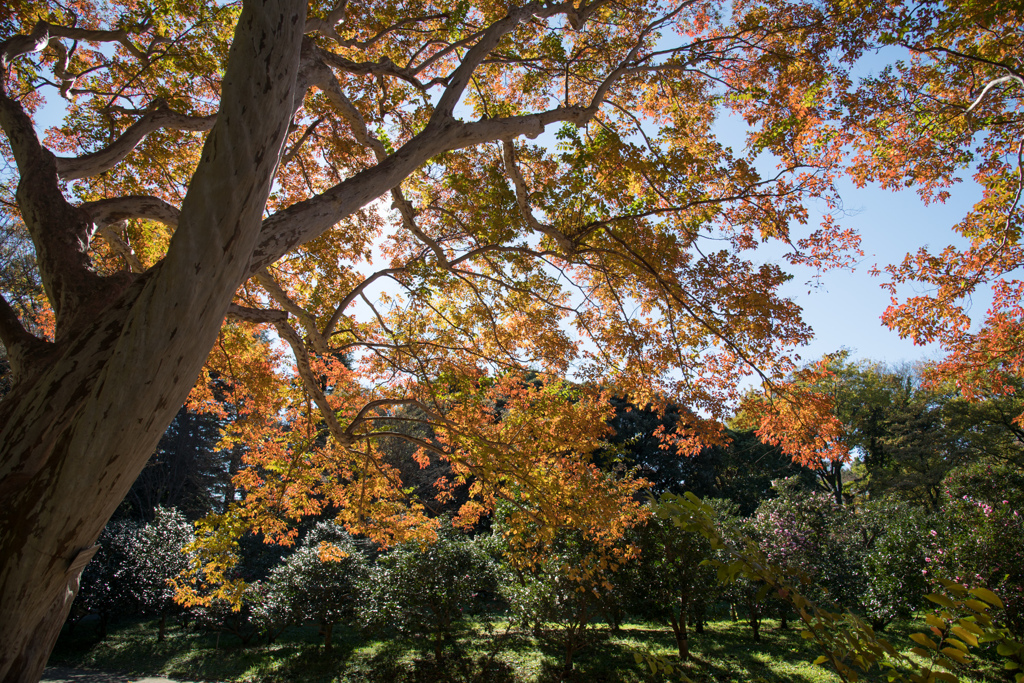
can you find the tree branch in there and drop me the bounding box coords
[501,140,575,254]
[316,49,426,90]
[0,82,107,329]
[80,195,181,228]
[304,55,389,157]
[965,74,1024,114]
[429,2,546,123]
[0,292,51,382]
[226,304,288,325]
[304,2,348,42]
[56,106,216,180]
[97,223,145,272]
[78,195,181,273]
[253,268,329,352]
[274,319,354,448]
[250,101,606,274]
[323,266,412,338]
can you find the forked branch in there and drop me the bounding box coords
[274,319,355,448]
[0,292,51,381]
[56,106,216,180]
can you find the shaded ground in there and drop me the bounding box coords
[48,614,1004,683]
[41,667,183,683]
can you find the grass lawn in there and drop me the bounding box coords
[48,615,1004,682]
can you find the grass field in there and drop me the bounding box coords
[48,615,1003,683]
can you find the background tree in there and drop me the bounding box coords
[600,398,815,515]
[498,526,623,677]
[618,500,718,660]
[941,380,1024,472]
[825,361,965,509]
[119,408,229,521]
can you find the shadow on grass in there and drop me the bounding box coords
[51,619,366,683]
[47,616,879,683]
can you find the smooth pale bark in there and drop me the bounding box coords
[55,109,217,181]
[0,1,305,680]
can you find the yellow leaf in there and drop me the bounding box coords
[910,633,939,650]
[968,587,1004,609]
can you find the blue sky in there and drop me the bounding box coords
[766,175,983,370]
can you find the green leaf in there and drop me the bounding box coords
[814,656,829,665]
[957,620,983,636]
[950,625,978,647]
[963,599,990,613]
[943,637,968,652]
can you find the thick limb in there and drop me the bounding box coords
[0,2,306,680]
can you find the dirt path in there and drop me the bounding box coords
[41,667,188,683]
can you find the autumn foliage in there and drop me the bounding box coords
[0,0,862,571]
[2,0,1024,678]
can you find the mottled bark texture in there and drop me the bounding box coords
[0,2,305,680]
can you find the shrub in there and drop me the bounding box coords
[128,506,195,640]
[261,521,368,650]
[360,521,495,660]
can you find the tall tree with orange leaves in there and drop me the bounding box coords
[0,0,933,679]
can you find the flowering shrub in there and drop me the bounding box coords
[927,464,1024,637]
[260,521,367,650]
[857,499,927,631]
[71,519,138,637]
[752,478,863,608]
[129,507,195,640]
[359,520,494,660]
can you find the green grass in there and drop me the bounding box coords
[48,615,1005,682]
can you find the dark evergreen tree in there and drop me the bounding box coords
[119,406,228,521]
[600,398,814,515]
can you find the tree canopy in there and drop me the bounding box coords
[0,0,1020,680]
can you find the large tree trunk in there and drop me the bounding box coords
[0,2,305,681]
